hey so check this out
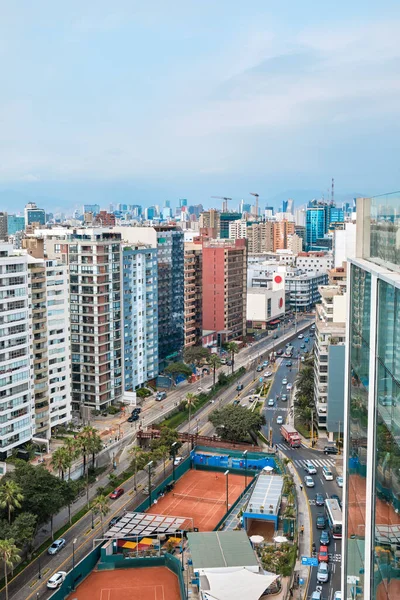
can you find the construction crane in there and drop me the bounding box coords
[211,196,232,212]
[250,192,259,217]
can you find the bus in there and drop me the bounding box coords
[283,345,294,358]
[325,498,342,539]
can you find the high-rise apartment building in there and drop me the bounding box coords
[306,206,326,249]
[24,202,46,227]
[343,193,400,600]
[0,213,8,241]
[228,220,247,240]
[202,239,247,340]
[48,231,123,412]
[273,220,295,251]
[123,244,158,390]
[184,241,203,347]
[0,244,34,458]
[199,209,220,239]
[287,233,303,254]
[247,222,274,254]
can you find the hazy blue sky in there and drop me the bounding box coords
[1,0,399,211]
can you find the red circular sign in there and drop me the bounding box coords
[274,275,282,284]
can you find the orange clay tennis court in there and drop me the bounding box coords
[149,469,247,531]
[67,567,180,600]
[347,473,400,536]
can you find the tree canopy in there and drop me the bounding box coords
[183,346,210,366]
[164,362,193,379]
[209,405,266,442]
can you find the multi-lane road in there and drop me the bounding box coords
[261,331,343,600]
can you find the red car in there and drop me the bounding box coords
[318,545,329,563]
[109,487,124,500]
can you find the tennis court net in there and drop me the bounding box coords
[172,492,225,504]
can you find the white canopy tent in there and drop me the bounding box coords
[201,567,278,600]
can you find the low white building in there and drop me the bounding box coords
[296,252,333,274]
[247,286,285,329]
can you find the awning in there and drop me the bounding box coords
[201,568,278,600]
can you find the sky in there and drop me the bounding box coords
[0,0,399,212]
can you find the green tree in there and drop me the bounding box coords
[209,404,266,443]
[129,447,151,491]
[87,431,103,469]
[152,426,182,454]
[164,362,193,381]
[154,445,169,479]
[0,539,20,600]
[0,481,24,524]
[78,425,98,474]
[11,512,37,559]
[51,447,70,480]
[185,393,197,435]
[63,480,78,525]
[92,495,110,535]
[226,342,239,374]
[64,437,80,479]
[207,353,222,387]
[183,346,210,366]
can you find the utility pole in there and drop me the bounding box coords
[311,408,314,448]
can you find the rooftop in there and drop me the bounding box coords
[187,531,259,569]
[247,474,284,515]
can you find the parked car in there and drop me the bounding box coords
[318,545,329,563]
[320,530,330,545]
[155,392,167,401]
[336,476,343,488]
[109,516,121,527]
[317,562,329,583]
[304,476,315,488]
[47,572,67,589]
[315,493,325,506]
[109,487,124,500]
[268,398,274,407]
[304,462,317,475]
[276,415,284,425]
[48,538,66,555]
[316,514,326,529]
[324,445,339,455]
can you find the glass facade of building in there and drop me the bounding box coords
[344,193,400,600]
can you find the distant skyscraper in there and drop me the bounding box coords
[7,215,25,235]
[179,199,188,208]
[0,212,8,240]
[265,206,274,219]
[83,204,100,216]
[306,207,327,250]
[24,202,46,227]
[282,199,294,214]
[219,213,242,238]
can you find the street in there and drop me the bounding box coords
[262,332,343,600]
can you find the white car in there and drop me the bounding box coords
[286,383,293,391]
[298,334,304,339]
[268,398,274,407]
[48,538,66,555]
[262,361,269,367]
[304,476,315,488]
[334,592,342,600]
[317,562,329,583]
[304,462,317,475]
[264,371,273,378]
[282,378,288,385]
[174,456,183,466]
[47,572,67,589]
[336,476,343,488]
[276,415,283,425]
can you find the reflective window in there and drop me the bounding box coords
[369,192,400,272]
[346,265,371,599]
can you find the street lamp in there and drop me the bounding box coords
[147,461,153,509]
[91,507,94,529]
[224,470,229,513]
[171,442,178,483]
[243,451,248,490]
[38,551,42,580]
[181,530,185,571]
[72,538,77,591]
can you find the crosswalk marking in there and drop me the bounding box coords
[292,458,336,468]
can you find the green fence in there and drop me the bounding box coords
[50,546,102,600]
[194,445,272,459]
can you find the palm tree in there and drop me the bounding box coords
[0,539,20,600]
[185,393,197,436]
[129,447,150,491]
[78,425,97,474]
[92,495,110,535]
[207,353,221,387]
[0,481,24,524]
[64,437,80,480]
[51,447,70,480]
[226,342,239,374]
[87,431,103,469]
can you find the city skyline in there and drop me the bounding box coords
[0,1,399,210]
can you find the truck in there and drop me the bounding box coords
[280,424,301,447]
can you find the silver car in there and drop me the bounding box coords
[48,538,66,555]
[317,562,329,583]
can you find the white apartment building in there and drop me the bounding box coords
[314,285,346,435]
[46,260,71,430]
[333,221,356,267]
[287,233,303,254]
[296,252,333,274]
[228,220,247,240]
[0,244,34,457]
